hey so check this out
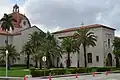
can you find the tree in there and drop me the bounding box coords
[113,37,120,67]
[21,41,33,69]
[61,37,74,68]
[26,30,46,69]
[0,44,19,70]
[72,37,81,67]
[0,13,16,45]
[75,28,97,67]
[40,31,62,68]
[28,31,44,68]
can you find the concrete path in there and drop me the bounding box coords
[27,73,120,80]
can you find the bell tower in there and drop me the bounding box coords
[13,4,19,12]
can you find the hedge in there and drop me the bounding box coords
[0,64,33,67]
[30,67,117,77]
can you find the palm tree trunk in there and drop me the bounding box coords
[116,56,119,67]
[57,57,59,68]
[8,56,10,70]
[47,52,52,68]
[39,57,42,69]
[5,31,8,45]
[67,52,70,68]
[26,54,30,69]
[83,44,87,67]
[77,50,80,68]
[35,58,38,68]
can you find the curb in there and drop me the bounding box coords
[30,72,102,79]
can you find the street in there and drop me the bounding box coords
[27,73,120,80]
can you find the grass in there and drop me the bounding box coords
[0,67,30,77]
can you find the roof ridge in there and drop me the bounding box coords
[53,24,115,34]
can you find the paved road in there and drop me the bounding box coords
[27,73,120,80]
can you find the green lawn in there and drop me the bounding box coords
[0,67,30,77]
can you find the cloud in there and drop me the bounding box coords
[23,0,120,35]
[34,24,63,33]
[0,0,120,35]
[0,0,25,18]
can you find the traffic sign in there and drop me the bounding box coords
[42,56,47,62]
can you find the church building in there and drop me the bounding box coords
[0,4,41,65]
[0,4,116,67]
[53,24,116,67]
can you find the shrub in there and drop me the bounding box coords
[30,67,117,77]
[97,67,110,72]
[30,68,50,77]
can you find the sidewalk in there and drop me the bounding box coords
[0,77,23,80]
[27,72,103,79]
[0,71,119,80]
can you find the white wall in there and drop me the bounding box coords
[54,27,115,67]
[13,27,40,64]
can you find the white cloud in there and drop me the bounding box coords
[23,0,120,34]
[1,0,120,36]
[34,24,63,33]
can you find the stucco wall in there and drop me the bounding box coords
[13,27,40,64]
[54,27,115,67]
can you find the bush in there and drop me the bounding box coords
[97,67,110,72]
[30,67,117,77]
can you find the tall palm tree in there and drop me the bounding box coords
[21,41,33,69]
[28,30,46,68]
[61,37,74,68]
[113,37,120,67]
[41,31,62,68]
[0,44,19,70]
[75,28,97,67]
[29,31,43,68]
[0,13,16,45]
[72,38,81,67]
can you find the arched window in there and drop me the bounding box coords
[87,53,92,63]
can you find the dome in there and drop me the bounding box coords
[8,4,31,28]
[9,12,31,28]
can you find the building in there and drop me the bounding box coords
[0,4,116,67]
[0,4,42,65]
[53,24,116,67]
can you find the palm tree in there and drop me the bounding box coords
[75,28,97,67]
[113,37,120,67]
[41,31,62,68]
[0,13,16,45]
[0,44,19,70]
[61,37,74,68]
[21,41,33,69]
[28,30,46,68]
[29,31,43,68]
[72,38,81,67]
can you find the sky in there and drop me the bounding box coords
[1,0,120,36]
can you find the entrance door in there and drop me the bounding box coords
[107,53,112,66]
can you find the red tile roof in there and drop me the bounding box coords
[53,24,116,34]
[9,12,25,28]
[0,28,21,36]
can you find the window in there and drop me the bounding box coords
[108,39,110,48]
[96,56,99,62]
[87,53,92,63]
[23,21,26,25]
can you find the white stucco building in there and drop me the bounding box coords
[53,24,116,67]
[0,4,116,67]
[0,4,41,65]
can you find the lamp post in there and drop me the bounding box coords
[5,50,8,80]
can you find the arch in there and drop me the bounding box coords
[107,53,112,66]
